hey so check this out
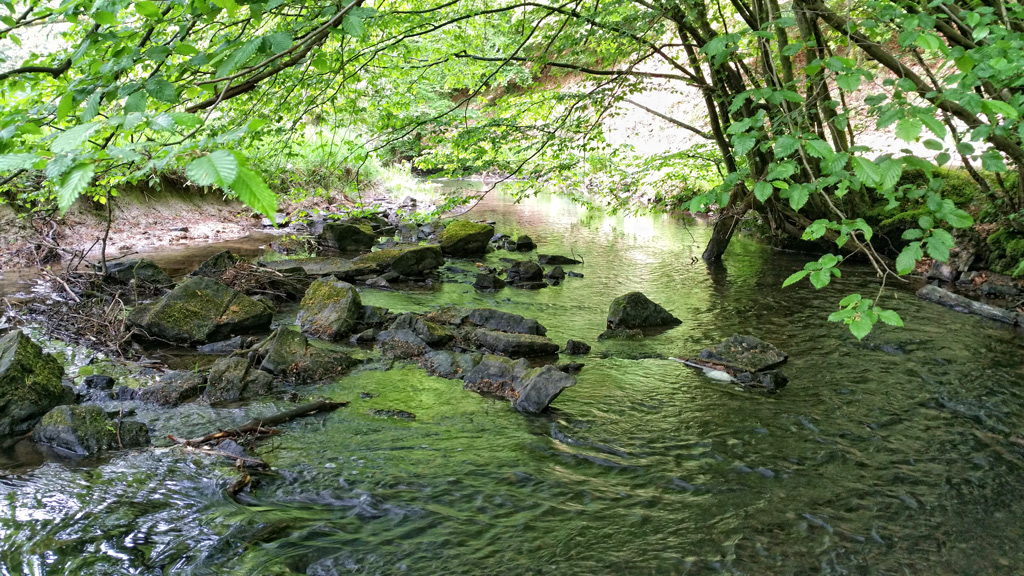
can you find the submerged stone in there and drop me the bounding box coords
[606,292,681,330]
[440,220,494,257]
[512,365,576,414]
[474,329,559,358]
[129,277,272,344]
[105,258,173,286]
[0,331,68,437]
[33,405,149,456]
[298,277,362,341]
[698,334,788,372]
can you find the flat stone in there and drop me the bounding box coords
[474,328,559,357]
[698,334,788,373]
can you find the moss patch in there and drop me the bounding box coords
[0,331,66,436]
[987,228,1024,275]
[439,220,494,257]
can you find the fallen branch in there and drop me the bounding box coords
[172,399,347,447]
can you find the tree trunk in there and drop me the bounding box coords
[702,190,754,262]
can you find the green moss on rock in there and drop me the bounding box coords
[0,331,66,436]
[987,228,1024,275]
[439,220,494,257]
[298,277,363,340]
[33,405,150,455]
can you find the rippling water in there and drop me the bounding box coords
[3,184,1024,575]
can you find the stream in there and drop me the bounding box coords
[2,184,1024,575]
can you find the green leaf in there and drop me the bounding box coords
[782,269,809,287]
[52,122,101,153]
[169,112,203,128]
[212,0,239,14]
[895,118,922,142]
[136,1,161,18]
[774,134,799,157]
[802,219,828,240]
[901,228,923,241]
[927,229,955,261]
[93,10,116,25]
[982,149,1008,172]
[788,183,809,211]
[851,156,881,186]
[877,309,904,327]
[56,93,74,122]
[753,180,773,202]
[145,77,178,103]
[836,74,861,92]
[849,317,873,340]
[145,45,172,63]
[229,166,278,218]
[944,208,974,228]
[186,150,238,186]
[265,32,292,53]
[838,293,861,307]
[982,99,1018,120]
[123,90,148,114]
[342,14,365,38]
[804,139,833,159]
[0,153,41,171]
[922,139,944,151]
[57,162,95,214]
[732,133,756,156]
[810,268,831,289]
[896,242,923,274]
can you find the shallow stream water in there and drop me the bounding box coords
[2,185,1024,575]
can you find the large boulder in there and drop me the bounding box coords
[298,277,362,340]
[203,357,274,404]
[139,371,206,406]
[129,277,272,344]
[462,307,547,335]
[32,405,149,456]
[606,292,681,330]
[105,259,172,286]
[440,220,494,257]
[353,245,444,278]
[319,221,376,252]
[474,329,559,357]
[512,365,576,414]
[0,331,68,436]
[698,334,788,372]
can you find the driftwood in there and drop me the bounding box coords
[168,399,347,470]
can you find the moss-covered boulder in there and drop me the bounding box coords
[129,277,272,344]
[606,292,681,330]
[298,277,362,341]
[319,221,376,252]
[390,313,454,347]
[512,365,576,414]
[439,220,494,257]
[462,354,531,397]
[352,244,444,278]
[0,331,68,437]
[203,357,274,404]
[32,405,149,456]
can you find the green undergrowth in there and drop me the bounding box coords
[986,228,1024,276]
[867,167,984,245]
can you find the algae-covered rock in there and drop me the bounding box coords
[129,277,272,344]
[390,313,454,348]
[105,259,173,286]
[440,220,494,257]
[376,329,431,359]
[203,357,274,404]
[511,365,576,413]
[319,221,377,251]
[33,405,149,456]
[0,331,67,436]
[139,371,206,406]
[298,277,362,341]
[421,350,482,379]
[606,292,681,330]
[474,329,560,358]
[254,327,358,383]
[352,245,443,278]
[462,354,531,397]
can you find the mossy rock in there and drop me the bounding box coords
[203,356,274,404]
[33,405,149,456]
[352,244,443,277]
[319,221,376,252]
[474,328,560,358]
[607,292,681,330]
[129,277,272,344]
[298,277,362,341]
[0,331,67,437]
[439,220,494,257]
[105,258,172,286]
[987,228,1024,275]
